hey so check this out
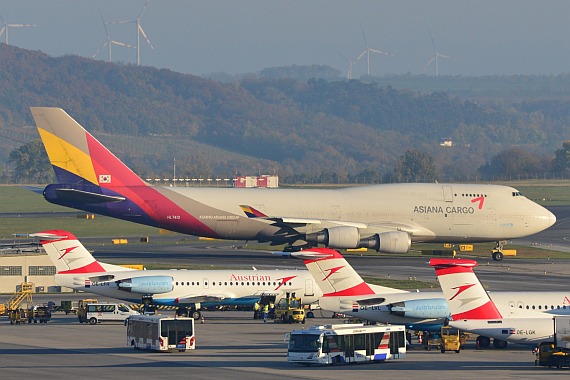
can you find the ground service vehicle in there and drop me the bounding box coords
[61,300,79,315]
[127,315,195,352]
[28,306,51,323]
[275,294,305,324]
[287,323,406,365]
[84,303,139,325]
[535,317,570,369]
[9,308,28,324]
[439,326,461,353]
[77,299,98,323]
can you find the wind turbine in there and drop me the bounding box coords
[105,1,155,66]
[93,10,135,62]
[357,20,393,76]
[422,28,458,76]
[0,14,37,45]
[333,47,363,80]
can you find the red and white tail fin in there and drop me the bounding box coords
[292,248,403,297]
[430,259,502,320]
[30,230,128,274]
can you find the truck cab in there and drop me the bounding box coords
[274,294,305,324]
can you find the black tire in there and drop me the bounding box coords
[307,311,314,318]
[281,314,286,323]
[441,346,446,353]
[289,316,294,324]
[493,339,508,349]
[89,317,97,325]
[190,309,201,320]
[477,336,491,348]
[492,251,504,261]
[301,317,306,324]
[455,350,460,353]
[176,307,188,317]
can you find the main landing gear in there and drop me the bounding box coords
[175,307,201,320]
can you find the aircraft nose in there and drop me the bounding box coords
[548,209,557,227]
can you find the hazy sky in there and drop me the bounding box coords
[1,0,569,78]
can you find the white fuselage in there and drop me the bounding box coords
[164,183,555,242]
[318,291,570,331]
[55,269,322,307]
[450,317,553,345]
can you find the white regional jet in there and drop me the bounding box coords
[32,107,556,261]
[27,230,322,320]
[286,248,570,344]
[431,258,568,347]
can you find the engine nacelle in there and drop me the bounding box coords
[359,231,411,254]
[116,275,173,294]
[389,299,450,319]
[306,226,360,249]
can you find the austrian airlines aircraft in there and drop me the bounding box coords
[431,259,569,347]
[26,230,322,320]
[287,248,570,336]
[31,107,555,260]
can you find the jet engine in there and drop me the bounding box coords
[359,231,411,254]
[305,226,360,249]
[389,299,450,319]
[116,275,174,294]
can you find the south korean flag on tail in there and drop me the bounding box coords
[99,174,111,184]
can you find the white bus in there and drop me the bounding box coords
[287,324,406,365]
[127,315,195,352]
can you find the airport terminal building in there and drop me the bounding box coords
[0,250,71,293]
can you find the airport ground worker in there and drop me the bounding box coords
[263,303,269,322]
[254,301,261,319]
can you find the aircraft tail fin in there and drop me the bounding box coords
[291,248,377,297]
[430,259,502,320]
[31,107,146,187]
[28,230,129,274]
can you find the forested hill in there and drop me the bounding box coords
[0,44,569,181]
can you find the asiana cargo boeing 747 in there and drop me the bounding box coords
[31,107,555,260]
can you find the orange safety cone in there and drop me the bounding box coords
[476,338,481,350]
[201,316,204,324]
[419,334,423,344]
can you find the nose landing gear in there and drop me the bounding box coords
[492,240,507,261]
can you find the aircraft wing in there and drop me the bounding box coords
[174,294,228,304]
[240,204,427,235]
[240,205,322,225]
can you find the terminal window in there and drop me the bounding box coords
[0,266,22,276]
[29,266,56,276]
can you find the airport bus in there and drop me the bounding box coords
[127,315,195,352]
[287,324,406,365]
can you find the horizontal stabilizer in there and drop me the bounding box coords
[19,186,44,194]
[54,188,126,204]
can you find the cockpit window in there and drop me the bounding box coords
[512,192,523,197]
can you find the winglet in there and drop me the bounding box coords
[240,205,267,218]
[430,259,502,320]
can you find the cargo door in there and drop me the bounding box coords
[442,186,453,202]
[304,279,314,297]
